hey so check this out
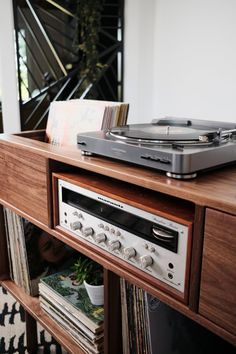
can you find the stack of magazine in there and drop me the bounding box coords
[39,269,104,354]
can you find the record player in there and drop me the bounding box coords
[77,118,236,179]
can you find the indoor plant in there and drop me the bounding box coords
[73,0,106,98]
[72,257,104,306]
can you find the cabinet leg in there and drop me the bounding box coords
[25,311,38,353]
[104,269,123,354]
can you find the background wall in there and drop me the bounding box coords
[0,0,20,133]
[124,0,236,124]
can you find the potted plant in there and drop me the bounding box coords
[72,257,104,306]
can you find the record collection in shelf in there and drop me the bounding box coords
[45,98,129,147]
[120,278,151,354]
[120,280,236,354]
[3,207,76,296]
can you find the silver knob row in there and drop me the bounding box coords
[69,223,154,269]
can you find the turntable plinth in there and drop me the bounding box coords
[77,118,236,179]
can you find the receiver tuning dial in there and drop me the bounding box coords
[140,255,153,268]
[108,240,121,251]
[82,227,94,237]
[70,221,82,231]
[123,247,136,260]
[95,233,107,243]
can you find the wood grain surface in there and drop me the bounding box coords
[0,133,236,215]
[0,141,49,225]
[188,205,206,311]
[199,209,236,337]
[104,270,122,354]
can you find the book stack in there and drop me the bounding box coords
[45,99,129,146]
[39,269,104,354]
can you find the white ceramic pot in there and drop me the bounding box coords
[84,280,104,306]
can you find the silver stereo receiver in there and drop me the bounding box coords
[56,175,193,298]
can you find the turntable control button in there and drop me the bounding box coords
[141,154,163,162]
[160,158,171,164]
[141,154,151,160]
[77,141,86,146]
[150,156,160,161]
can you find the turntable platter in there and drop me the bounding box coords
[108,123,217,142]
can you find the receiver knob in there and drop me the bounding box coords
[108,240,121,251]
[95,233,107,243]
[123,247,136,259]
[82,227,94,237]
[140,255,153,268]
[70,221,82,231]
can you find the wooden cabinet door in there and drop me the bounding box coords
[199,208,236,336]
[0,143,49,225]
